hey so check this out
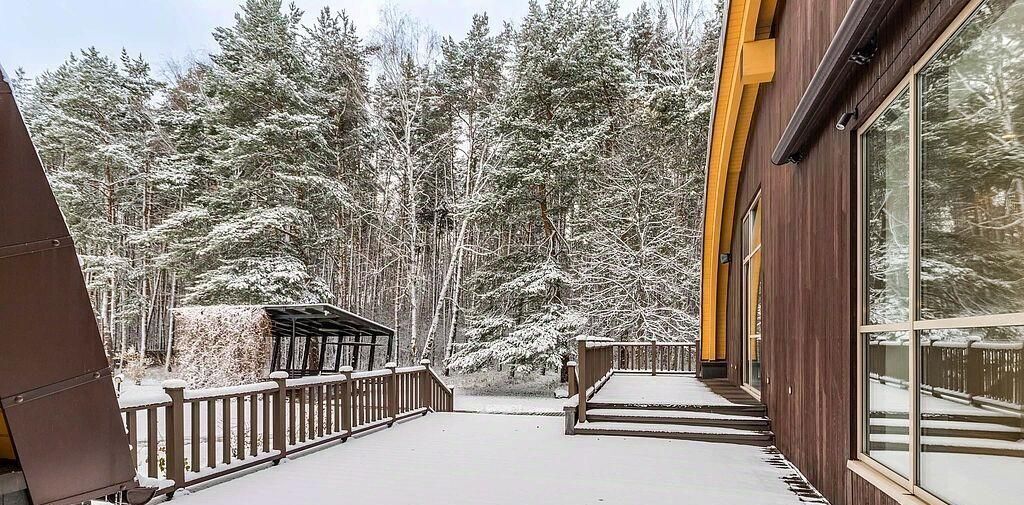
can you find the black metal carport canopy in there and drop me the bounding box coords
[264,304,395,375]
[263,304,394,340]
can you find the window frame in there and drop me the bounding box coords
[855,0,1024,503]
[741,191,763,399]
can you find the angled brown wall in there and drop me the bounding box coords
[722,1,972,504]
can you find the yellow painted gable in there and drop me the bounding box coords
[701,0,777,361]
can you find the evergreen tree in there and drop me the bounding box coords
[451,0,632,375]
[184,0,346,304]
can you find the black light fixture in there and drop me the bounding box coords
[719,253,732,264]
[836,107,858,131]
[849,38,878,65]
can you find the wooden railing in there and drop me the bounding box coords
[868,338,1024,410]
[566,339,698,427]
[119,359,453,497]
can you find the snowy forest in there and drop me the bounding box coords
[12,0,720,375]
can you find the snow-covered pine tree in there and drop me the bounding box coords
[23,48,164,355]
[305,7,373,304]
[450,0,632,376]
[421,13,507,364]
[183,0,347,304]
[571,0,716,344]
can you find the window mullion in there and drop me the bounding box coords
[908,72,921,489]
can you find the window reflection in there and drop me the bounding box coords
[918,327,1024,505]
[864,332,912,478]
[919,0,1024,320]
[864,89,911,325]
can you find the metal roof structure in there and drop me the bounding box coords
[264,304,395,377]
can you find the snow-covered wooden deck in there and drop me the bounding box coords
[590,373,761,408]
[171,413,812,505]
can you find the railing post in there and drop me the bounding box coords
[162,380,187,495]
[385,362,398,424]
[269,371,288,460]
[566,361,578,397]
[650,339,658,376]
[576,337,588,423]
[966,340,982,405]
[420,359,433,412]
[339,366,353,437]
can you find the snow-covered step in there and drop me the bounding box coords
[586,408,771,430]
[575,421,774,446]
[869,433,1024,457]
[869,417,1022,441]
[587,401,766,417]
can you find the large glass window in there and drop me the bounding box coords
[743,197,763,392]
[864,89,911,325]
[919,0,1024,320]
[858,1,1024,503]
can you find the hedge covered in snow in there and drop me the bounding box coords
[172,305,273,388]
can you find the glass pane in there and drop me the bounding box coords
[918,326,1024,505]
[919,0,1024,319]
[864,331,911,478]
[746,250,763,391]
[863,89,911,325]
[744,200,763,392]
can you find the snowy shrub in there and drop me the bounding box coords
[116,348,153,385]
[172,305,273,388]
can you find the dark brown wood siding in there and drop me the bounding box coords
[723,1,972,504]
[847,470,901,505]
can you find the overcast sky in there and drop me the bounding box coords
[1,0,649,79]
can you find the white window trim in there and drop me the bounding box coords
[742,191,763,399]
[854,0,1021,504]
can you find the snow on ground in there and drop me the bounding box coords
[592,374,744,406]
[446,369,564,397]
[172,413,812,505]
[454,395,564,415]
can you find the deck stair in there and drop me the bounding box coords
[574,376,774,446]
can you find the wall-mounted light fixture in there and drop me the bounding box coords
[836,108,858,131]
[719,253,732,264]
[849,38,878,65]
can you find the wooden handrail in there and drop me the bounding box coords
[572,339,698,426]
[118,361,453,498]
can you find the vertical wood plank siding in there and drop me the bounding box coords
[722,1,970,504]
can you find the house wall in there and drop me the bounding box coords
[722,1,972,504]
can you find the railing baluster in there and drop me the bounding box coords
[191,401,201,472]
[262,391,271,453]
[325,384,333,434]
[236,393,245,459]
[126,410,138,468]
[299,387,307,443]
[288,389,296,445]
[249,393,258,457]
[146,407,158,478]
[221,398,231,464]
[207,400,216,469]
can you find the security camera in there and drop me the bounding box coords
[836,108,858,131]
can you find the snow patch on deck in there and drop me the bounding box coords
[591,374,747,406]
[171,413,815,505]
